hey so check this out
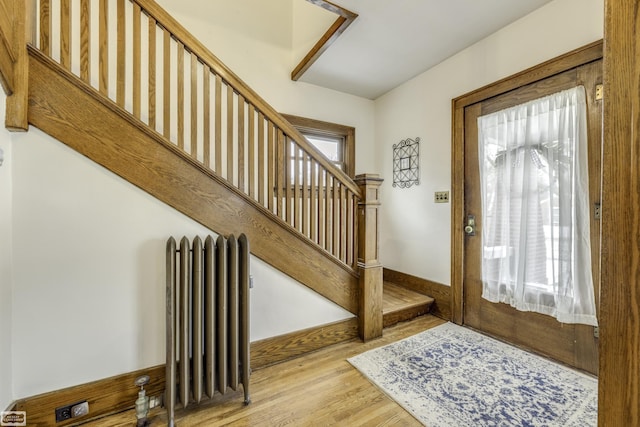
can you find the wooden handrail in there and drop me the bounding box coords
[28,0,362,270]
[132,0,360,196]
[12,0,389,340]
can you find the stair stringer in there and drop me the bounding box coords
[26,47,359,314]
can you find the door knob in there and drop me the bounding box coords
[465,215,476,236]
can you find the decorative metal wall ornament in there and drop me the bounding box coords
[393,137,420,188]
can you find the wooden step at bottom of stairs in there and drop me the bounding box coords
[383,282,434,328]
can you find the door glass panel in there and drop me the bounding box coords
[477,86,598,326]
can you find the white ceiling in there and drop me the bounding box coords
[299,0,554,99]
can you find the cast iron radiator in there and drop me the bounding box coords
[165,235,251,424]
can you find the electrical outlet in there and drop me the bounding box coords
[434,191,449,203]
[55,401,89,422]
[55,405,72,422]
[149,394,164,409]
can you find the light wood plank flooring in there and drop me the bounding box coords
[82,315,446,426]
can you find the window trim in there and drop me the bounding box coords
[282,114,356,179]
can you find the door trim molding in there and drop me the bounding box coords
[450,40,603,325]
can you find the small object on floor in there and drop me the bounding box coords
[134,375,151,426]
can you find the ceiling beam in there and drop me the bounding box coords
[291,0,357,82]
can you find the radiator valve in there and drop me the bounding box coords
[134,375,150,426]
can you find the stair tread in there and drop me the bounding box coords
[383,281,434,314]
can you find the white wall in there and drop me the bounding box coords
[5,0,373,400]
[9,125,351,399]
[5,0,605,402]
[0,94,14,410]
[374,0,604,285]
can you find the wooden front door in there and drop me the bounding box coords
[462,59,602,374]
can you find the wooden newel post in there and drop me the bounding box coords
[1,0,33,131]
[355,173,384,341]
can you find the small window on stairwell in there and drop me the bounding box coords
[282,114,356,179]
[304,133,344,172]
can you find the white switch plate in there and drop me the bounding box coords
[434,191,449,203]
[71,401,89,418]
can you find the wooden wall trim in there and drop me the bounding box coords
[599,0,640,424]
[450,102,465,325]
[13,365,165,427]
[281,113,356,179]
[452,40,603,109]
[26,47,359,314]
[291,0,358,81]
[450,40,603,325]
[12,319,358,426]
[251,317,358,368]
[383,268,451,320]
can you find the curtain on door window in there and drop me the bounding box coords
[477,86,597,326]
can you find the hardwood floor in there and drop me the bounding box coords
[82,315,446,426]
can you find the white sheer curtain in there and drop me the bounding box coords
[477,86,598,326]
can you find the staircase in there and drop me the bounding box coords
[0,0,386,338]
[383,282,434,328]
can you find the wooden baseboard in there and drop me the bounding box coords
[11,317,358,426]
[13,365,165,427]
[251,317,359,368]
[383,268,451,320]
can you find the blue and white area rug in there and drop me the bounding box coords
[348,322,597,427]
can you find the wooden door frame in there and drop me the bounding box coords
[599,1,640,424]
[450,40,603,325]
[451,29,640,424]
